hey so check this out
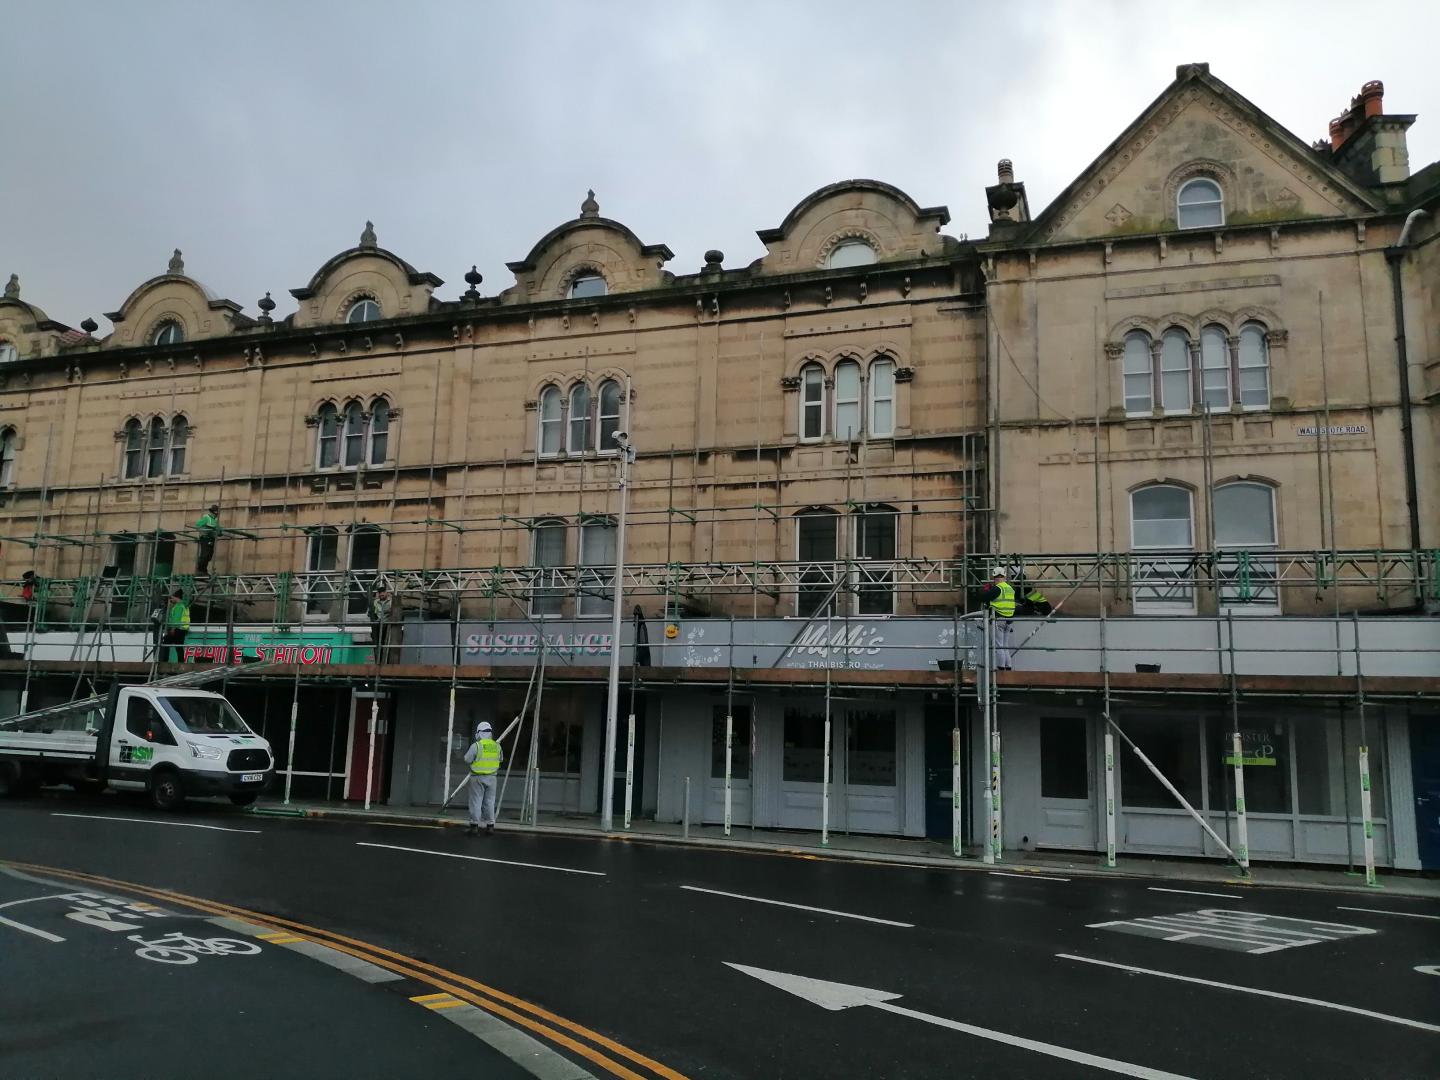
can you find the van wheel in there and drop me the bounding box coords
[229,793,258,808]
[149,769,186,811]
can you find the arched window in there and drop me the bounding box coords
[0,427,15,487]
[123,418,145,479]
[568,273,607,299]
[869,357,895,437]
[853,503,898,615]
[151,320,184,346]
[800,363,825,441]
[1131,484,1195,613]
[827,240,876,269]
[597,379,622,451]
[538,386,562,456]
[0,341,17,364]
[168,415,189,475]
[1215,481,1279,611]
[316,403,339,468]
[368,398,390,465]
[1200,325,1230,411]
[795,508,839,617]
[1177,178,1224,229]
[1131,485,1193,550]
[1159,329,1192,413]
[342,401,366,467]
[304,526,340,616]
[530,518,567,617]
[346,298,381,324]
[146,417,168,478]
[578,516,616,617]
[1237,322,1270,409]
[833,359,861,441]
[568,383,592,454]
[1122,331,1154,415]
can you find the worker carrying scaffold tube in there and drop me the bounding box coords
[979,567,1015,671]
[463,721,503,836]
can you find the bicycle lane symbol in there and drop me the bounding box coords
[128,931,263,966]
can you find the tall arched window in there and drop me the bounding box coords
[0,427,15,487]
[1122,332,1154,415]
[827,240,876,268]
[146,417,168,478]
[853,503,898,615]
[123,419,144,479]
[833,359,861,441]
[568,383,592,454]
[342,401,366,467]
[800,363,825,441]
[538,386,562,456]
[346,297,381,323]
[1160,329,1192,413]
[795,508,839,617]
[568,273,607,299]
[578,516,616,617]
[151,320,184,346]
[1215,481,1279,611]
[1200,325,1230,411]
[1177,178,1224,229]
[530,518,567,617]
[316,403,339,468]
[368,398,390,465]
[168,415,189,475]
[597,379,622,451]
[1131,484,1195,612]
[869,357,895,437]
[304,526,340,616]
[1237,322,1270,409]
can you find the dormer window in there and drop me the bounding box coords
[568,273,607,299]
[151,320,184,346]
[346,298,381,323]
[1177,178,1224,229]
[826,240,877,269]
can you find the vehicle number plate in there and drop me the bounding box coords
[241,773,264,783]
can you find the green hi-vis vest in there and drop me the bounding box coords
[1025,589,1046,603]
[989,581,1016,617]
[470,738,502,775]
[167,602,191,630]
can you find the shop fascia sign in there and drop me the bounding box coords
[183,629,360,666]
[465,631,613,657]
[780,622,886,661]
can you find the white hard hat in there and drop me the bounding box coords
[990,567,1008,578]
[476,722,492,735]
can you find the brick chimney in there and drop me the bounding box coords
[1326,80,1415,185]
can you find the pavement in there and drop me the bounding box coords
[3,789,1439,1079]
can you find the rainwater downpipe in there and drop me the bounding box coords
[1384,209,1429,556]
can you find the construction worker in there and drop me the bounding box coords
[1017,578,1052,617]
[162,588,190,662]
[978,567,1016,671]
[463,721,503,836]
[369,584,393,665]
[195,504,220,575]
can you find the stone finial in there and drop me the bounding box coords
[997,159,1014,184]
[579,189,600,219]
[703,249,724,273]
[3,274,17,299]
[463,265,483,302]
[359,220,378,249]
[80,317,99,334]
[257,291,276,323]
[168,249,185,275]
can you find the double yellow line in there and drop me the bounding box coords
[4,859,688,1080]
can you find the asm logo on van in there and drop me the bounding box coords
[119,746,154,764]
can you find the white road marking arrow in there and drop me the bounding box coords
[725,963,1196,1079]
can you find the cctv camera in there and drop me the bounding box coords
[612,430,629,443]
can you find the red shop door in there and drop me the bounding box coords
[345,692,391,802]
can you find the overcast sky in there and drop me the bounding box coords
[3,0,1437,329]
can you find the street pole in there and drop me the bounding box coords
[600,434,635,832]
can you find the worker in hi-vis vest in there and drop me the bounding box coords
[463,721,503,836]
[978,567,1016,671]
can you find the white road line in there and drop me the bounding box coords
[0,893,77,943]
[989,871,1071,882]
[356,841,605,877]
[1148,887,1243,900]
[1058,953,1440,1035]
[50,813,260,834]
[1336,905,1440,922]
[681,885,914,927]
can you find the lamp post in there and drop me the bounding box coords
[600,430,635,831]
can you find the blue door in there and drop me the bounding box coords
[1410,719,1440,870]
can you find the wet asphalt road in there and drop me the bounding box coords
[2,792,1438,1080]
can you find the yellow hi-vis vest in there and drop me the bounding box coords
[470,738,502,775]
[989,581,1016,618]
